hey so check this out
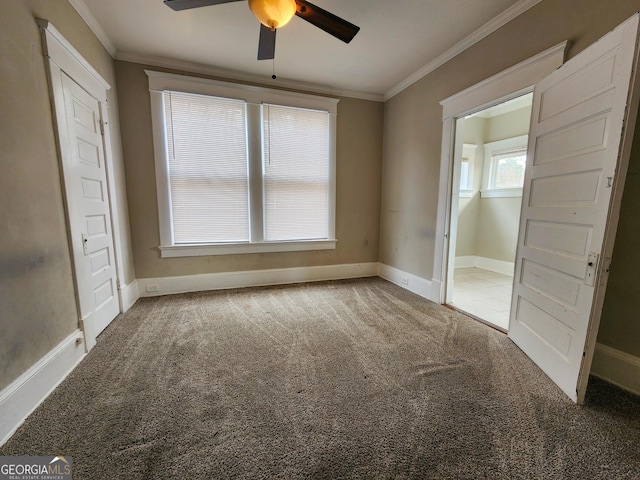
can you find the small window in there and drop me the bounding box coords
[459,144,477,197]
[481,135,528,198]
[490,149,527,189]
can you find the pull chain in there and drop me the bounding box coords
[272,57,277,80]
[266,104,272,166]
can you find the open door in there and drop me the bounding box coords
[509,14,640,403]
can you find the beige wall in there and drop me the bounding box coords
[0,0,133,390]
[598,117,640,357]
[456,197,480,258]
[115,61,384,279]
[475,198,522,263]
[485,106,532,144]
[380,0,640,361]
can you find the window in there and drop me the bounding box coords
[165,91,249,244]
[459,143,477,198]
[147,71,338,257]
[263,104,329,241]
[481,135,528,198]
[490,149,527,189]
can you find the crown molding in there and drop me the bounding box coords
[65,0,381,101]
[383,0,543,101]
[116,51,384,102]
[67,0,541,103]
[67,0,117,56]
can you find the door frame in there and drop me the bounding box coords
[38,19,125,350]
[433,41,569,305]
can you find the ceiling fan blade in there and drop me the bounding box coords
[294,0,360,44]
[258,24,276,60]
[164,0,244,11]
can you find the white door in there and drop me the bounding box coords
[59,73,120,350]
[509,14,640,403]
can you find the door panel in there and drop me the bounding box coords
[529,170,601,206]
[515,297,573,356]
[509,15,640,403]
[61,73,119,348]
[89,248,111,273]
[538,55,617,121]
[534,115,610,164]
[520,260,581,309]
[524,221,592,257]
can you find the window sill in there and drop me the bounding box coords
[159,239,338,258]
[481,188,522,198]
[459,189,476,198]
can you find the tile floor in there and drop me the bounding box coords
[449,267,514,331]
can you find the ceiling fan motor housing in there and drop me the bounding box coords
[248,0,296,29]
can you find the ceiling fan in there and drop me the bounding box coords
[164,0,360,61]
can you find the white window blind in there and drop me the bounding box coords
[263,104,329,241]
[164,91,249,244]
[148,70,338,256]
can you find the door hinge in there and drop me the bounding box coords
[99,119,106,135]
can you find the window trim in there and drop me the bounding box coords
[480,134,528,198]
[159,239,337,258]
[459,143,477,198]
[147,70,338,257]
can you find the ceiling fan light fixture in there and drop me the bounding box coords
[248,0,296,29]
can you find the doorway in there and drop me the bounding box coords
[39,20,123,351]
[446,94,533,331]
[436,14,640,403]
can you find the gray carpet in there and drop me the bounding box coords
[1,277,639,479]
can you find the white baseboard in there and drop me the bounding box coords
[591,343,640,396]
[118,279,139,312]
[378,263,440,303]
[137,262,379,297]
[0,330,86,446]
[455,256,477,268]
[455,255,515,276]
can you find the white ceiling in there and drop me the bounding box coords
[72,0,540,100]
